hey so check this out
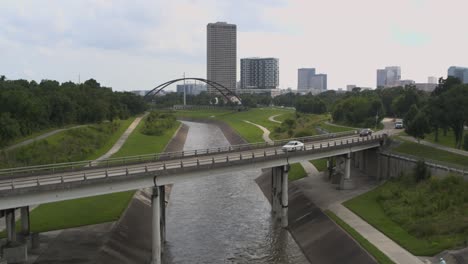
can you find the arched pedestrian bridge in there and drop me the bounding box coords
[0,131,386,264]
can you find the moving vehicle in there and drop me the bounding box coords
[359,128,373,137]
[395,121,403,129]
[282,140,304,152]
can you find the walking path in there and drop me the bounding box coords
[400,136,468,157]
[0,115,146,232]
[268,114,283,124]
[243,120,274,144]
[90,114,146,166]
[298,165,426,264]
[5,125,86,151]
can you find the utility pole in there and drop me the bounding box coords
[183,72,186,106]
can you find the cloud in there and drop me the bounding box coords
[0,0,467,91]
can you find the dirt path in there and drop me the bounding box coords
[5,125,86,151]
[268,114,283,124]
[243,120,273,143]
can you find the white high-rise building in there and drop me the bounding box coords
[297,68,327,94]
[207,22,237,94]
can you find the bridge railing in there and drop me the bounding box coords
[0,135,385,192]
[0,130,359,178]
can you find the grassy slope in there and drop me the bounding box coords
[424,129,467,149]
[288,163,307,181]
[25,116,179,234]
[343,180,468,256]
[310,159,328,172]
[319,122,357,133]
[392,140,468,167]
[325,210,395,264]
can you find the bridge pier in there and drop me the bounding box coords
[20,206,30,239]
[5,209,16,243]
[151,186,162,264]
[271,166,289,227]
[2,208,28,263]
[340,153,355,190]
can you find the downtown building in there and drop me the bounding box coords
[448,66,468,84]
[376,66,401,88]
[297,68,327,95]
[207,22,237,95]
[239,57,279,97]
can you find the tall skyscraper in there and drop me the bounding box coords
[297,68,327,94]
[298,68,316,92]
[207,22,237,94]
[376,66,402,88]
[448,66,468,84]
[240,58,279,89]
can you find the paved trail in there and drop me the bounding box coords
[0,115,146,232]
[268,114,283,124]
[5,125,86,151]
[245,117,425,264]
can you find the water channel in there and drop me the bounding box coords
[163,121,309,264]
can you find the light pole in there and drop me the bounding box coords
[183,72,186,106]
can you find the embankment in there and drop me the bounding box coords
[256,170,377,264]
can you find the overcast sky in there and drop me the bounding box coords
[1,0,467,91]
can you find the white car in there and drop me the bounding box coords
[282,141,304,152]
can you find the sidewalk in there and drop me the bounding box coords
[400,136,468,157]
[297,166,426,264]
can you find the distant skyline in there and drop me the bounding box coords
[1,0,468,91]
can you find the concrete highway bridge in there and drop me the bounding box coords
[0,131,386,264]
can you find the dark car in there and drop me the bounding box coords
[359,128,373,137]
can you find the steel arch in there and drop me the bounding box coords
[144,78,242,104]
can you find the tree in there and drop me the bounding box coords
[406,111,431,143]
[0,113,20,146]
[442,85,468,149]
[404,105,418,129]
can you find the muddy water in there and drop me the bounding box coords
[163,121,308,264]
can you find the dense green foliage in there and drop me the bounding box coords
[332,93,384,127]
[0,76,146,147]
[0,121,121,168]
[325,210,396,264]
[140,111,177,136]
[346,174,468,255]
[296,96,327,114]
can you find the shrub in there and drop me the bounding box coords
[294,129,314,138]
[140,111,176,136]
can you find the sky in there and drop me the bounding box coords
[1,0,468,91]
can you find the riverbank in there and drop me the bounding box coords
[26,119,188,263]
[255,170,377,263]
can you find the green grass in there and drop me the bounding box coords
[424,129,467,149]
[288,163,307,181]
[11,115,179,234]
[28,191,135,233]
[325,210,395,264]
[319,122,357,133]
[176,108,294,143]
[392,140,468,167]
[112,120,180,158]
[344,185,436,255]
[344,177,468,256]
[310,159,328,172]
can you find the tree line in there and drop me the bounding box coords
[0,76,147,147]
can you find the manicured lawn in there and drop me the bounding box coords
[325,210,395,264]
[176,108,293,143]
[310,159,328,172]
[28,191,135,233]
[392,140,468,167]
[288,163,307,181]
[112,120,180,158]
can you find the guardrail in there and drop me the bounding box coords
[0,135,384,192]
[382,151,468,175]
[0,131,358,178]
